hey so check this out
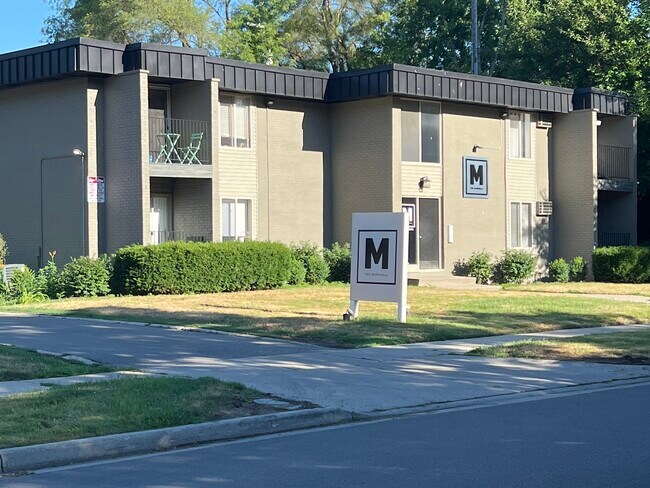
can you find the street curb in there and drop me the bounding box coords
[0,407,353,474]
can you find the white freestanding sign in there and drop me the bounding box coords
[349,212,409,323]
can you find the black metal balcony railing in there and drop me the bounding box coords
[598,232,631,247]
[149,117,211,165]
[597,145,631,180]
[150,231,208,245]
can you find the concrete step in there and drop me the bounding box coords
[407,273,500,291]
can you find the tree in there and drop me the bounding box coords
[43,0,218,48]
[218,0,295,65]
[360,0,506,73]
[284,0,389,72]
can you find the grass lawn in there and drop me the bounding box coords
[0,376,283,448]
[2,284,650,348]
[0,345,114,382]
[467,329,650,365]
[505,282,650,297]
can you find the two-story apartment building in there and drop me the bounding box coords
[0,38,637,278]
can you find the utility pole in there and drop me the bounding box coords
[471,0,480,75]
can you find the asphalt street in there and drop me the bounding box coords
[3,383,649,488]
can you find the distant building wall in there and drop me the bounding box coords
[0,78,88,268]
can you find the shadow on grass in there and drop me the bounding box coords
[27,304,648,349]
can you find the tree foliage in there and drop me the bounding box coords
[43,0,218,48]
[285,0,389,72]
[218,0,294,65]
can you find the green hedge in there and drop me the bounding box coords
[592,246,650,283]
[111,241,294,295]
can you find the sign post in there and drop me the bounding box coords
[349,212,409,323]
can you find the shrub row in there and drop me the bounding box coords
[111,241,295,295]
[592,246,650,283]
[0,240,354,303]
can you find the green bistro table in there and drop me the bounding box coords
[155,133,182,164]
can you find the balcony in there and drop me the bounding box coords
[148,118,212,178]
[150,230,209,245]
[597,145,630,180]
[598,232,630,247]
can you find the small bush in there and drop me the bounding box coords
[287,258,307,285]
[466,251,493,284]
[452,259,470,276]
[38,252,63,299]
[290,243,330,285]
[548,258,569,283]
[112,241,295,295]
[568,256,588,282]
[4,267,47,304]
[592,246,650,283]
[324,243,351,283]
[0,233,7,264]
[60,256,111,297]
[495,249,536,284]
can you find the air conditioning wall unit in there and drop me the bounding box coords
[1,264,26,284]
[537,114,553,129]
[536,201,553,216]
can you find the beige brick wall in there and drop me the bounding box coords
[331,98,395,244]
[0,78,89,268]
[441,103,508,270]
[551,110,598,268]
[217,92,258,240]
[257,99,331,245]
[103,70,150,253]
[534,124,552,270]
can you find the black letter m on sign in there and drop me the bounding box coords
[470,164,484,186]
[365,238,389,269]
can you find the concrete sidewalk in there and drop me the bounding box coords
[1,314,649,414]
[143,324,650,413]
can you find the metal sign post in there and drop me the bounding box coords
[349,212,409,323]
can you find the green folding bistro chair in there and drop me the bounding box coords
[180,132,204,165]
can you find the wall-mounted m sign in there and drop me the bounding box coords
[463,156,489,199]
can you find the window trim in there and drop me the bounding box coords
[219,94,252,150]
[221,197,253,241]
[400,99,442,165]
[508,111,532,160]
[509,201,534,249]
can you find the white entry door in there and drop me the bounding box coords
[150,195,172,244]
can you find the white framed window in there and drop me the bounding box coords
[220,94,251,148]
[222,198,252,241]
[401,100,441,163]
[510,202,533,248]
[509,112,532,159]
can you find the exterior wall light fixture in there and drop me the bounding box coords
[418,176,431,192]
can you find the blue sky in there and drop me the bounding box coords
[0,0,53,53]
